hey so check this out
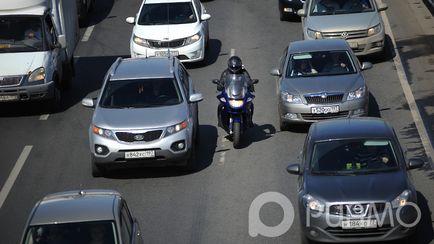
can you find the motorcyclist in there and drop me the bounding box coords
[217,56,255,127]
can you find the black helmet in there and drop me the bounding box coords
[228,56,242,73]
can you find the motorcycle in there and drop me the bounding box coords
[212,74,258,148]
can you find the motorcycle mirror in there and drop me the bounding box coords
[212,79,220,85]
[252,79,259,84]
[217,85,224,91]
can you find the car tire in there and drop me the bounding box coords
[184,144,197,172]
[48,77,62,113]
[89,0,95,11]
[279,117,288,131]
[78,4,89,27]
[91,155,104,177]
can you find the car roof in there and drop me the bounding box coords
[310,117,395,142]
[111,57,176,80]
[29,190,121,226]
[288,39,350,53]
[144,0,191,4]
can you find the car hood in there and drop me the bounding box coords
[306,12,380,32]
[93,103,188,130]
[0,52,47,76]
[133,23,200,40]
[305,170,409,202]
[281,73,364,95]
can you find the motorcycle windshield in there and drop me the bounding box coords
[224,74,247,100]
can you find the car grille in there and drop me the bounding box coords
[325,225,392,238]
[116,130,163,143]
[0,75,23,87]
[148,39,185,48]
[322,30,368,40]
[329,203,386,217]
[304,93,344,104]
[301,111,349,120]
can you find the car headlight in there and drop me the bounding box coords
[133,35,150,47]
[391,190,412,208]
[307,28,322,39]
[92,125,115,140]
[165,120,188,137]
[184,33,201,46]
[347,86,366,100]
[367,24,382,36]
[303,194,325,212]
[228,99,244,108]
[28,67,45,82]
[281,91,302,103]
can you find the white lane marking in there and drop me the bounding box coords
[81,25,95,42]
[382,11,434,167]
[230,48,236,57]
[39,114,49,120]
[0,145,33,209]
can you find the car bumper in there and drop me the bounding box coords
[0,81,55,102]
[90,128,192,166]
[130,37,205,63]
[300,206,418,243]
[279,1,303,15]
[279,97,369,124]
[304,31,385,56]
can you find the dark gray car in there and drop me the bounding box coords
[20,189,143,244]
[287,117,424,243]
[271,39,372,130]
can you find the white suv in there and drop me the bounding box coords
[126,0,211,62]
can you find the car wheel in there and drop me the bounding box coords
[184,144,197,172]
[301,234,315,244]
[47,77,62,113]
[279,117,288,131]
[89,0,95,11]
[91,155,105,177]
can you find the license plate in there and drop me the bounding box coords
[0,95,18,101]
[311,106,339,114]
[154,51,179,57]
[348,42,358,48]
[125,150,155,159]
[342,219,377,229]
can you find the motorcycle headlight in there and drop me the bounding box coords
[165,120,188,137]
[281,91,302,104]
[307,28,322,39]
[92,125,115,140]
[28,67,45,83]
[367,24,382,36]
[347,86,366,100]
[184,33,201,46]
[133,35,150,47]
[391,190,412,208]
[228,99,244,108]
[303,194,325,212]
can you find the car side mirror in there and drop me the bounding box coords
[270,68,281,77]
[286,164,301,175]
[297,9,306,17]
[252,79,259,85]
[189,93,203,103]
[407,159,424,170]
[201,13,211,21]
[126,17,135,24]
[57,34,66,48]
[377,2,388,11]
[361,62,373,71]
[82,97,96,108]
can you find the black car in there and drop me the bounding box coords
[287,118,424,243]
[278,0,305,21]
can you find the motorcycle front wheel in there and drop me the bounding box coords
[232,121,241,148]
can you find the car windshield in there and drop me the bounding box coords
[100,78,183,108]
[286,51,356,78]
[310,0,375,15]
[310,139,399,175]
[138,2,197,25]
[23,221,117,244]
[0,16,45,53]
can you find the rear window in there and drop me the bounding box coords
[100,78,183,108]
[138,2,197,25]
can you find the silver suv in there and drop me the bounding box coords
[82,57,203,176]
[298,0,388,56]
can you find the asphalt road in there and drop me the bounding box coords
[0,0,433,243]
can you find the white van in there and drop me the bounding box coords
[0,0,78,108]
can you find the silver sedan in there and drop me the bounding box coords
[271,39,372,130]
